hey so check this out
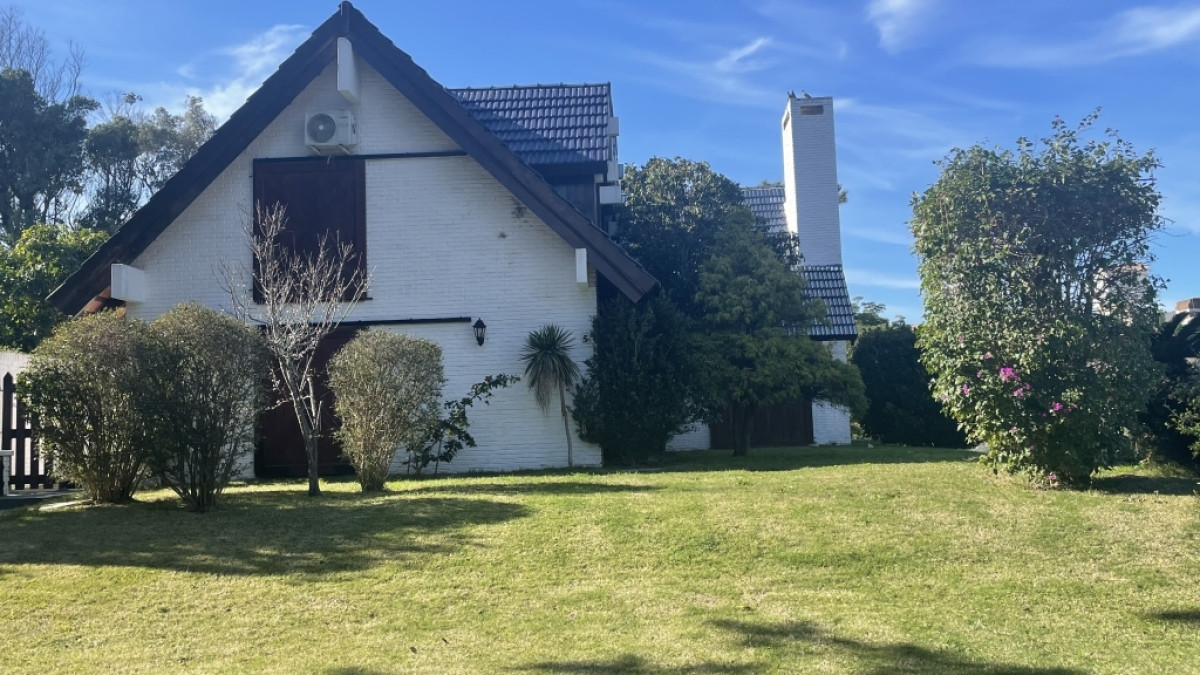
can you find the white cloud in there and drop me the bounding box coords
[972,3,1200,68]
[620,38,782,109]
[844,268,921,289]
[188,24,309,120]
[715,37,773,73]
[866,0,941,53]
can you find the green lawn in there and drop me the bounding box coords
[1,445,1197,674]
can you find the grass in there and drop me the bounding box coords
[1,444,1197,674]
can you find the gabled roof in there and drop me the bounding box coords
[742,185,856,341]
[49,2,656,313]
[449,84,612,168]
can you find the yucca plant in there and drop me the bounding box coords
[521,324,581,466]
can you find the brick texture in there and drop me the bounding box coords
[125,59,601,473]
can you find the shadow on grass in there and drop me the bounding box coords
[649,445,980,474]
[1147,609,1200,625]
[516,619,1084,674]
[406,481,661,496]
[514,654,751,674]
[1089,474,1199,496]
[707,619,1085,675]
[0,489,528,577]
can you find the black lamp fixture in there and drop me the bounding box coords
[473,318,487,346]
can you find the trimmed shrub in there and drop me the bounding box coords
[328,330,444,491]
[148,303,269,511]
[19,311,159,503]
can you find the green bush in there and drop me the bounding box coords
[19,311,158,503]
[147,304,269,511]
[850,324,967,448]
[573,296,699,465]
[328,330,444,491]
[410,373,520,475]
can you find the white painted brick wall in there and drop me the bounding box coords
[811,340,852,444]
[667,425,710,451]
[782,96,842,266]
[125,59,601,474]
[0,350,29,379]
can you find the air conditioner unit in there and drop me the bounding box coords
[305,110,357,151]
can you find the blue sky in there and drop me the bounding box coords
[19,0,1200,321]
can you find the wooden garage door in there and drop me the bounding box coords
[255,326,359,478]
[710,400,814,449]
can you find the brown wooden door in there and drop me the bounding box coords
[255,327,359,478]
[710,400,814,449]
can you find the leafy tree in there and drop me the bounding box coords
[147,304,269,511]
[1140,313,1200,468]
[0,222,107,351]
[0,68,97,242]
[573,295,700,465]
[80,94,218,232]
[850,296,890,334]
[617,158,751,315]
[913,114,1162,485]
[521,324,581,466]
[328,330,444,491]
[694,220,865,456]
[19,311,157,503]
[850,323,967,447]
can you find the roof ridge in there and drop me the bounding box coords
[449,82,611,91]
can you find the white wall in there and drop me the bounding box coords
[0,350,29,379]
[811,340,852,444]
[124,59,601,473]
[782,96,842,266]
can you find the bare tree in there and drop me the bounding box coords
[223,202,368,497]
[0,5,84,102]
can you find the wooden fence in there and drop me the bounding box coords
[2,372,53,490]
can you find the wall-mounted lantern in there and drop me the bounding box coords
[473,319,487,346]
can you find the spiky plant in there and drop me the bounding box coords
[521,324,581,466]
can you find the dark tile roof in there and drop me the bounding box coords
[448,84,612,167]
[740,187,855,340]
[803,264,857,341]
[742,186,786,232]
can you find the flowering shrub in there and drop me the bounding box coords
[913,114,1162,485]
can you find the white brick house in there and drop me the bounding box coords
[49,3,655,476]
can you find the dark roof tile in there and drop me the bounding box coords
[803,264,857,341]
[449,84,612,167]
[741,186,855,340]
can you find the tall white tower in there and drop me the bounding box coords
[782,95,842,266]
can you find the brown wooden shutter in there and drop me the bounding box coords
[252,158,367,299]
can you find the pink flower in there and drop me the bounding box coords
[983,352,993,360]
[976,370,984,379]
[1009,426,1018,434]
[1013,388,1025,398]
[957,336,964,344]
[1051,402,1064,412]
[961,384,970,396]
[999,367,1018,382]
[1024,383,1031,391]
